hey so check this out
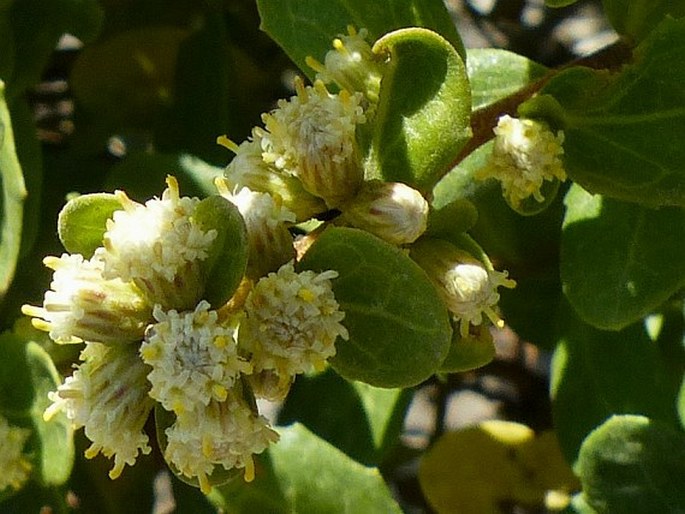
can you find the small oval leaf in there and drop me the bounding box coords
[298,227,451,388]
[57,193,123,258]
[367,27,471,192]
[194,195,248,308]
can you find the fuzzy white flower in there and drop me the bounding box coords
[261,79,366,208]
[476,115,566,209]
[22,254,150,345]
[412,240,516,338]
[95,176,217,309]
[0,416,32,492]
[306,26,382,103]
[44,342,154,479]
[340,180,429,245]
[239,262,348,392]
[140,301,251,416]
[221,133,327,221]
[164,392,279,494]
[217,183,295,278]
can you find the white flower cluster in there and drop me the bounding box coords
[222,28,430,248]
[477,115,566,209]
[24,176,348,494]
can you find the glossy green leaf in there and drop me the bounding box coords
[256,0,464,81]
[70,27,188,128]
[466,48,547,111]
[561,184,685,330]
[522,17,685,207]
[366,27,471,192]
[0,81,26,303]
[7,0,103,99]
[575,415,685,513]
[278,370,409,465]
[57,193,123,258]
[298,227,452,388]
[105,151,222,201]
[211,423,403,514]
[550,303,681,464]
[194,195,248,308]
[0,333,74,488]
[601,0,685,42]
[419,421,578,514]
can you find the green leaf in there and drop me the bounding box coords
[7,0,103,99]
[278,370,409,465]
[0,333,74,488]
[545,0,580,6]
[194,195,248,308]
[466,48,547,111]
[561,184,685,330]
[256,0,465,80]
[57,193,123,258]
[439,325,496,373]
[601,0,685,42]
[550,302,681,464]
[298,227,452,388]
[419,421,578,514]
[522,17,685,208]
[0,81,26,303]
[678,374,685,430]
[211,423,403,514]
[366,27,471,192]
[575,415,685,513]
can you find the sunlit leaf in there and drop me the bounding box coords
[211,423,403,514]
[299,227,452,388]
[466,48,547,111]
[550,302,681,464]
[57,193,123,258]
[575,415,685,513]
[561,184,685,330]
[366,27,471,192]
[419,421,578,514]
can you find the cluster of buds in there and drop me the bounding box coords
[476,115,566,212]
[23,176,348,494]
[223,27,430,248]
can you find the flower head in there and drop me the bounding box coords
[164,392,279,494]
[261,78,366,208]
[221,132,327,222]
[217,183,295,278]
[44,342,155,479]
[95,176,217,309]
[238,262,348,392]
[306,26,382,104]
[0,416,32,492]
[476,115,566,209]
[340,180,429,245]
[411,239,516,338]
[140,301,251,416]
[22,254,151,345]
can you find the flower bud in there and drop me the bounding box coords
[222,132,327,221]
[306,26,382,104]
[217,183,296,279]
[95,176,217,310]
[22,253,151,345]
[261,78,366,208]
[411,239,515,338]
[476,115,566,211]
[339,180,429,245]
